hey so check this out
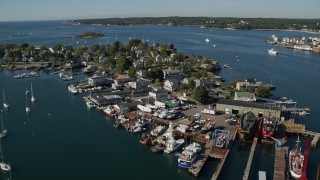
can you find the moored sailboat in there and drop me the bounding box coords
[0,112,7,139]
[0,142,11,171]
[2,90,10,109]
[31,83,36,102]
[289,137,304,179]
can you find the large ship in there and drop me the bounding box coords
[289,137,304,179]
[261,116,277,138]
[239,112,258,142]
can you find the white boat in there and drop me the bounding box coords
[299,111,310,116]
[150,125,166,137]
[178,149,197,168]
[163,137,184,153]
[129,118,150,133]
[30,83,35,102]
[0,113,7,139]
[2,90,10,109]
[68,85,78,94]
[86,101,96,109]
[25,94,31,113]
[289,137,304,179]
[205,38,210,43]
[137,105,152,113]
[184,142,202,153]
[103,106,115,116]
[268,48,279,55]
[0,142,11,171]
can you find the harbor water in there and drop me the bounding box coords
[0,21,319,180]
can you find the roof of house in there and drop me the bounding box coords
[235,92,256,97]
[217,98,281,111]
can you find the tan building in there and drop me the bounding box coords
[216,99,282,119]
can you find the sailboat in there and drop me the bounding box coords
[0,142,11,171]
[2,90,10,109]
[26,93,31,113]
[0,112,7,138]
[31,83,35,102]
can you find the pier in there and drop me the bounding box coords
[273,146,287,180]
[282,107,310,115]
[242,137,258,180]
[188,141,210,177]
[281,121,319,147]
[210,128,237,180]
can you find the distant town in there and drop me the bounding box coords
[267,35,320,53]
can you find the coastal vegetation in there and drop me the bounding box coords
[75,31,104,38]
[0,39,221,103]
[70,17,320,32]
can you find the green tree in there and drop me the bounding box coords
[145,57,154,69]
[255,86,271,98]
[116,56,131,73]
[192,86,209,104]
[53,43,63,52]
[75,46,87,56]
[26,45,35,54]
[127,66,137,78]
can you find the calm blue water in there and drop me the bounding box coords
[0,21,319,180]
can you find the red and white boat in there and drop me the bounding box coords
[103,106,115,116]
[289,137,304,179]
[262,116,277,138]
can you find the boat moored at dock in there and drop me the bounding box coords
[178,149,197,168]
[289,137,304,179]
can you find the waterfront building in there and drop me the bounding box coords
[234,92,256,102]
[149,89,168,102]
[90,93,123,106]
[216,99,282,118]
[236,78,262,91]
[113,101,142,113]
[88,76,112,86]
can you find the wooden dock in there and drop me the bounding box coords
[188,141,211,177]
[273,146,288,180]
[282,107,310,114]
[242,137,258,180]
[281,121,319,148]
[210,129,237,180]
[312,133,320,148]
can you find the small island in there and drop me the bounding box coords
[75,31,104,38]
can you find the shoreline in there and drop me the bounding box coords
[253,28,320,35]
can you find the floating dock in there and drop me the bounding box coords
[273,146,287,180]
[242,137,258,180]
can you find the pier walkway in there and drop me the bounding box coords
[281,121,319,147]
[273,146,287,180]
[242,137,258,180]
[282,107,310,114]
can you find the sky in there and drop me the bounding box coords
[0,0,319,22]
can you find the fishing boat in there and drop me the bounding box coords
[0,142,11,171]
[178,149,197,168]
[68,84,78,94]
[289,137,304,179]
[2,90,10,109]
[239,112,258,142]
[261,116,277,138]
[30,83,35,102]
[163,135,184,153]
[212,129,230,148]
[0,112,7,139]
[268,48,279,55]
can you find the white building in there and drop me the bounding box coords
[234,92,256,102]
